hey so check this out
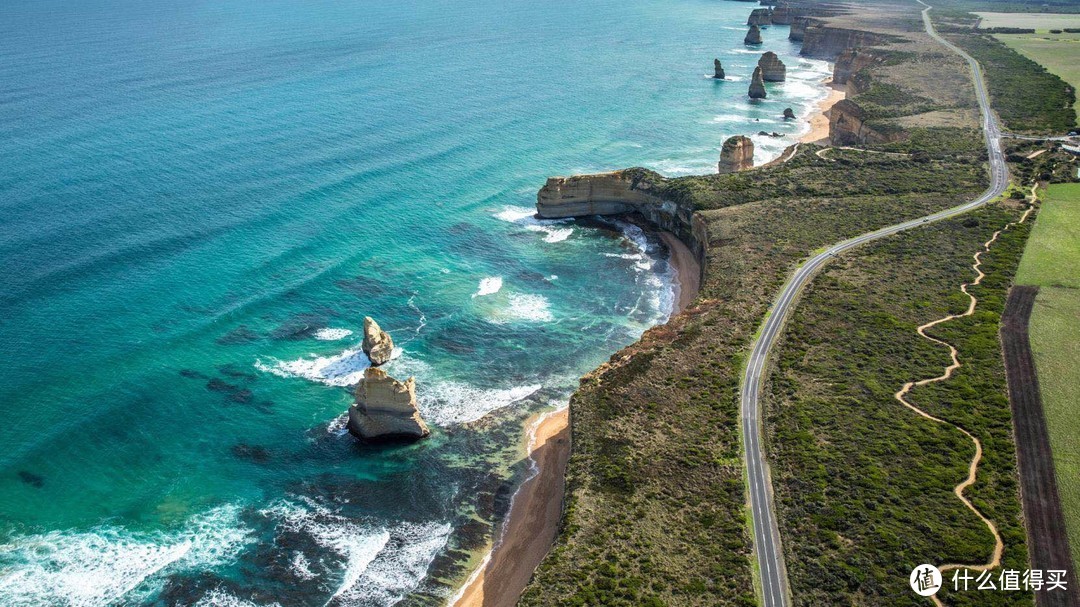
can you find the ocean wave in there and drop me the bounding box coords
[314,328,353,341]
[491,293,554,324]
[195,590,282,607]
[260,501,451,607]
[472,276,503,298]
[0,504,252,607]
[419,381,542,425]
[494,205,573,243]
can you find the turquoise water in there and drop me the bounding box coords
[0,0,828,604]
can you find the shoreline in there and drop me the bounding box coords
[800,78,846,144]
[451,229,701,607]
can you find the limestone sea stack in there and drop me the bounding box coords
[744,24,763,45]
[718,135,754,173]
[713,59,726,79]
[783,107,796,120]
[347,367,430,442]
[361,316,394,366]
[747,8,772,26]
[758,51,786,82]
[748,66,767,99]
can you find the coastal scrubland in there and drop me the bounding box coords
[762,198,1033,606]
[518,2,1024,603]
[1016,183,1080,575]
[933,11,1077,133]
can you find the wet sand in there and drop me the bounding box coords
[800,80,847,144]
[660,231,701,314]
[450,408,570,607]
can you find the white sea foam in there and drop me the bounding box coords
[262,501,451,607]
[255,348,371,387]
[0,504,252,607]
[491,293,554,324]
[195,590,282,607]
[314,328,353,341]
[472,276,503,298]
[494,205,574,243]
[419,382,542,425]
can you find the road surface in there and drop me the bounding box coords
[739,3,1010,606]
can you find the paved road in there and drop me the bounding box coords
[739,4,1009,606]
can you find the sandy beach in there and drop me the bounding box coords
[450,230,701,607]
[800,79,847,144]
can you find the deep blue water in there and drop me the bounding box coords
[0,0,828,604]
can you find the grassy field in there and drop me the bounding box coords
[995,32,1080,114]
[1016,183,1080,575]
[1016,183,1080,287]
[975,12,1080,30]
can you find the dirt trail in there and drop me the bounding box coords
[892,187,1036,606]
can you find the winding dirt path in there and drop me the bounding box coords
[893,186,1036,606]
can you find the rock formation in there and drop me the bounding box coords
[771,4,795,25]
[347,367,430,442]
[747,8,772,26]
[757,51,786,82]
[783,107,796,120]
[361,316,394,366]
[828,99,900,146]
[748,66,767,99]
[789,17,810,41]
[718,135,754,173]
[833,48,885,88]
[800,25,894,59]
[713,59,725,79]
[744,24,763,45]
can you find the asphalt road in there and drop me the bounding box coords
[739,4,1010,606]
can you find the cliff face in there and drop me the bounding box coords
[828,99,900,145]
[789,17,810,42]
[833,48,885,88]
[718,136,755,174]
[536,171,708,276]
[800,24,894,59]
[758,52,787,82]
[748,8,772,26]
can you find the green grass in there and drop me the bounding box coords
[995,32,1080,114]
[1016,183,1080,287]
[1016,182,1080,575]
[974,12,1080,30]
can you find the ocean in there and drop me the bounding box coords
[0,0,829,604]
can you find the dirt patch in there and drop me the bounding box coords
[1001,285,1080,607]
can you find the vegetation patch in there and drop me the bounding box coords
[763,201,1033,606]
[995,31,1080,115]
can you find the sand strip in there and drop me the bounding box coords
[800,79,846,144]
[660,231,701,314]
[451,408,570,607]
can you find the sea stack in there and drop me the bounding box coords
[718,135,755,173]
[748,67,767,99]
[783,107,796,120]
[361,316,394,366]
[347,367,430,442]
[747,8,773,27]
[713,59,726,79]
[745,24,763,45]
[758,51,787,82]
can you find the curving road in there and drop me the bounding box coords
[739,3,1009,606]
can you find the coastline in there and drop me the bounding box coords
[800,78,846,144]
[450,229,700,607]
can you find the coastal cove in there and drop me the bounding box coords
[0,0,834,605]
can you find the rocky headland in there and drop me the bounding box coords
[747,8,772,26]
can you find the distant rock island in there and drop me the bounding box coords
[713,59,726,79]
[758,51,787,82]
[748,66,767,99]
[745,24,763,45]
[718,135,754,173]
